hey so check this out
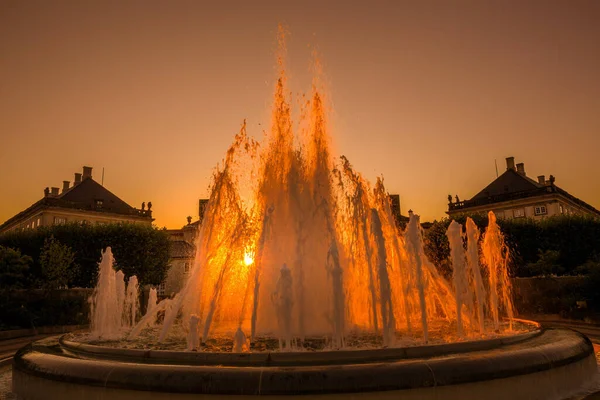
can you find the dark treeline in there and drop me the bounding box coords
[424,214,600,278]
[0,223,171,289]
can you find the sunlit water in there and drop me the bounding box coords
[88,27,517,352]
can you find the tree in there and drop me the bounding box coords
[0,223,171,288]
[0,246,32,290]
[423,219,452,278]
[39,236,75,289]
[523,249,563,277]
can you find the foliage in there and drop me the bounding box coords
[0,223,171,288]
[522,250,563,277]
[423,214,600,278]
[0,246,32,290]
[422,221,451,279]
[39,236,76,289]
[574,256,600,311]
[0,289,90,330]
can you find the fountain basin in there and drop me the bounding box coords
[12,327,597,399]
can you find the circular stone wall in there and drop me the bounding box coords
[12,328,597,400]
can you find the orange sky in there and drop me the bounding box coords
[1,1,599,229]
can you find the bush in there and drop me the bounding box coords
[0,246,32,290]
[0,223,171,288]
[424,214,600,278]
[39,236,76,289]
[422,221,451,279]
[523,250,563,277]
[0,289,91,330]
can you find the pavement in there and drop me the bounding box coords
[0,364,13,400]
[0,334,54,368]
[0,334,55,400]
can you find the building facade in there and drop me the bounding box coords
[159,200,209,297]
[159,223,196,297]
[448,157,600,220]
[0,166,153,234]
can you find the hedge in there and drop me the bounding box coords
[423,214,600,277]
[0,223,171,288]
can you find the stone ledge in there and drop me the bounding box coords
[12,328,594,395]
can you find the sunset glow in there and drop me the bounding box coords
[244,251,254,266]
[0,2,599,228]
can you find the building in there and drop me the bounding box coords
[388,194,409,228]
[447,157,600,220]
[159,200,208,297]
[0,166,153,234]
[159,222,196,297]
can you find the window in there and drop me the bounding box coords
[559,204,564,214]
[534,205,547,216]
[54,216,66,225]
[184,262,190,273]
[37,218,41,227]
[157,281,166,297]
[95,199,104,209]
[513,209,525,218]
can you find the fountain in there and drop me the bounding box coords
[12,28,597,399]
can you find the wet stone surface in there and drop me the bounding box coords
[69,320,532,353]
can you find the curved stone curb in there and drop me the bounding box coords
[13,328,595,396]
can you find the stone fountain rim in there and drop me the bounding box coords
[13,327,595,395]
[59,318,541,367]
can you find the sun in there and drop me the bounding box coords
[244,251,254,266]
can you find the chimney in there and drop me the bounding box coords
[44,187,50,197]
[82,166,93,180]
[516,163,525,175]
[388,194,401,215]
[506,157,516,171]
[62,181,70,193]
[51,187,59,196]
[388,194,401,228]
[199,199,209,221]
[74,173,82,185]
[537,175,545,185]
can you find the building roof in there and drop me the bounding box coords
[0,176,151,231]
[59,178,139,214]
[471,168,542,200]
[448,160,600,216]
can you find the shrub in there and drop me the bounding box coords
[0,246,32,290]
[423,214,600,278]
[0,223,171,288]
[0,289,91,330]
[39,236,76,289]
[523,250,563,277]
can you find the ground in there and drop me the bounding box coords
[0,365,13,400]
[0,334,54,400]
